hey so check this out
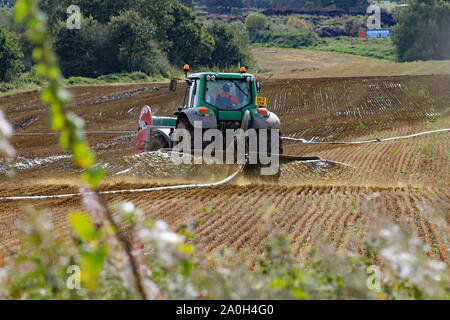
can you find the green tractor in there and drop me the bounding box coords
[136,65,283,178]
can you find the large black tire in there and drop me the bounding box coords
[176,117,195,150]
[147,134,169,151]
[177,116,212,151]
[244,129,283,183]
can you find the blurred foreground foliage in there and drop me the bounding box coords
[0,205,448,300]
[0,0,448,301]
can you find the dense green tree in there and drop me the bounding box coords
[71,0,131,24]
[245,13,268,34]
[26,0,258,78]
[229,22,254,67]
[201,0,370,9]
[39,0,71,30]
[392,0,450,61]
[54,17,119,77]
[0,0,16,7]
[335,0,368,11]
[304,0,368,10]
[0,7,32,69]
[266,0,305,8]
[109,10,158,74]
[204,0,244,12]
[206,22,252,68]
[165,2,215,66]
[133,0,175,44]
[245,0,273,8]
[0,25,24,81]
[0,7,22,33]
[178,0,194,7]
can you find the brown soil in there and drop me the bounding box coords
[0,74,449,263]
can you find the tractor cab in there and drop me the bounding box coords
[187,72,255,111]
[177,71,260,131]
[173,66,279,134]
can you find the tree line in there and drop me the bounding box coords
[200,0,370,11]
[1,0,449,83]
[0,0,253,81]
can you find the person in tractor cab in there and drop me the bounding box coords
[215,84,240,108]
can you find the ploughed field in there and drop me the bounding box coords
[0,75,449,265]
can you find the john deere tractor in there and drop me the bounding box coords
[136,65,283,177]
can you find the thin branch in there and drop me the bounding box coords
[96,191,148,300]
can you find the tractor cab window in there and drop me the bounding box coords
[205,79,251,110]
[188,79,199,109]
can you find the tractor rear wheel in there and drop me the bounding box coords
[177,117,211,151]
[148,134,169,151]
[176,117,195,150]
[244,129,283,183]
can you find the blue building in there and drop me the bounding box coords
[365,29,391,38]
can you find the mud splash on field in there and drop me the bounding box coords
[281,159,356,184]
[99,150,355,186]
[1,149,356,186]
[102,151,241,184]
[0,155,72,175]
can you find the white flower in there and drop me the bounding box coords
[429,261,446,272]
[367,192,381,200]
[0,140,16,158]
[121,202,135,214]
[142,279,160,300]
[379,229,391,238]
[380,246,397,261]
[159,251,175,266]
[138,229,152,242]
[0,110,13,138]
[155,220,169,232]
[80,188,104,223]
[185,284,199,298]
[217,267,231,277]
[133,209,144,219]
[159,231,181,245]
[0,268,8,284]
[39,288,48,296]
[397,252,415,278]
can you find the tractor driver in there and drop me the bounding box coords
[215,84,240,107]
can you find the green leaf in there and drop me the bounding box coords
[35,64,47,79]
[48,67,61,81]
[270,277,286,288]
[32,48,43,61]
[73,141,95,169]
[82,167,105,189]
[67,112,85,130]
[31,29,45,44]
[56,88,72,103]
[41,88,52,103]
[180,259,194,277]
[177,244,193,254]
[59,129,70,149]
[70,212,97,242]
[293,288,309,300]
[81,246,108,288]
[49,103,64,131]
[14,0,29,23]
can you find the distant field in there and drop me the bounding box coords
[253,48,450,79]
[313,37,396,61]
